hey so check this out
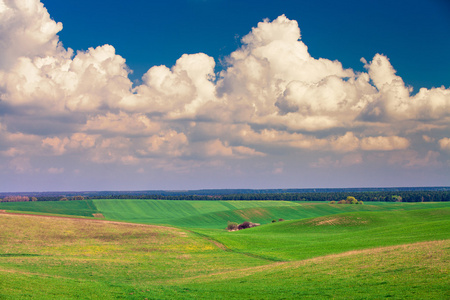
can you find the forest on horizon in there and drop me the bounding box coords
[1,187,449,203]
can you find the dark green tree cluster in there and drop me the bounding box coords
[77,190,450,202]
[1,189,448,203]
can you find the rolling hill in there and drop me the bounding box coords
[1,199,449,229]
[0,204,448,299]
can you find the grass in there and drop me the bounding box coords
[0,213,268,299]
[92,199,306,228]
[0,200,449,298]
[163,240,449,299]
[205,207,450,261]
[3,199,448,229]
[92,200,450,229]
[0,200,99,217]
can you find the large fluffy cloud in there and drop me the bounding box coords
[0,44,132,113]
[120,53,216,117]
[360,54,450,122]
[0,0,449,184]
[0,0,62,69]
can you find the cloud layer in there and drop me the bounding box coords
[0,0,449,189]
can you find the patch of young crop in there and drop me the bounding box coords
[0,204,449,299]
[208,208,450,261]
[0,213,269,299]
[163,240,449,299]
[92,199,307,228]
[0,200,100,217]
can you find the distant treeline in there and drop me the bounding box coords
[0,196,35,202]
[0,195,84,203]
[1,189,449,203]
[83,190,450,202]
[2,186,449,198]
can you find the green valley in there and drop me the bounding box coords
[0,199,448,299]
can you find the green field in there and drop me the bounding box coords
[2,199,449,228]
[206,207,450,261]
[0,200,449,299]
[0,200,99,217]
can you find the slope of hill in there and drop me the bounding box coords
[92,200,450,229]
[1,199,450,229]
[207,207,450,261]
[0,210,448,299]
[0,200,99,217]
[162,240,449,300]
[91,200,450,229]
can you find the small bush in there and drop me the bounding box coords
[337,196,360,204]
[229,221,259,231]
[329,201,336,204]
[272,219,277,223]
[278,218,285,222]
[238,221,251,230]
[226,222,238,231]
[348,196,358,204]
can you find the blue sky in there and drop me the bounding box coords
[42,0,450,89]
[0,0,449,192]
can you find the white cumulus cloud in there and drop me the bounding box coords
[0,1,449,185]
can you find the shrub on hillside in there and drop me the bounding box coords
[347,196,358,204]
[238,221,251,230]
[227,221,260,231]
[337,196,363,204]
[227,222,238,231]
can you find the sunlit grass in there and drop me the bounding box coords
[0,202,449,299]
[206,207,450,261]
[0,200,99,217]
[164,240,449,299]
[0,213,268,298]
[1,199,449,229]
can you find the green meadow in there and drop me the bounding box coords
[0,200,449,299]
[2,199,449,228]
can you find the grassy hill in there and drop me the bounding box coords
[93,199,303,228]
[206,207,450,261]
[1,199,449,298]
[0,209,448,299]
[0,200,99,217]
[0,213,268,299]
[1,199,449,229]
[164,240,449,299]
